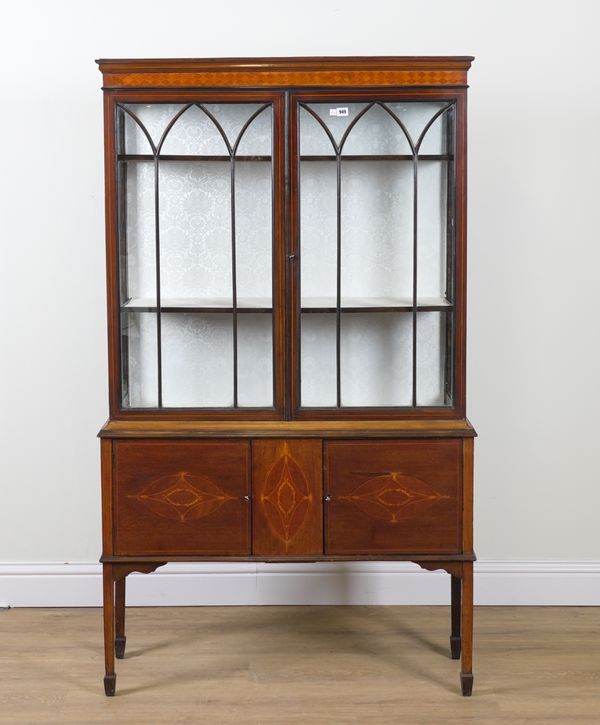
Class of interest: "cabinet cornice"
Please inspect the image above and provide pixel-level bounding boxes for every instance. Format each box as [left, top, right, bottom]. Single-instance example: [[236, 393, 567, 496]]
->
[[96, 56, 474, 89]]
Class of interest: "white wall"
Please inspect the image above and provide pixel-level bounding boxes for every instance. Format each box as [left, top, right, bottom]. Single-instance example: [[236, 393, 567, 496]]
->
[[1, 1, 599, 577]]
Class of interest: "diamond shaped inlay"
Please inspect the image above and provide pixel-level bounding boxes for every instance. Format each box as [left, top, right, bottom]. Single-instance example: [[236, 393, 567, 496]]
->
[[341, 472, 449, 523], [128, 472, 234, 523], [261, 444, 312, 548]]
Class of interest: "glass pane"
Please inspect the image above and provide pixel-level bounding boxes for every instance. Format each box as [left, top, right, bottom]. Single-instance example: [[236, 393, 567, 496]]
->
[[121, 311, 157, 408], [161, 313, 233, 407], [121, 160, 155, 301], [341, 160, 413, 300], [340, 313, 413, 407], [300, 161, 337, 300], [298, 100, 454, 408], [300, 314, 336, 407], [159, 160, 232, 300], [117, 102, 274, 409], [235, 161, 273, 301], [416, 311, 448, 406], [300, 312, 414, 408], [238, 314, 273, 406], [417, 161, 448, 300]]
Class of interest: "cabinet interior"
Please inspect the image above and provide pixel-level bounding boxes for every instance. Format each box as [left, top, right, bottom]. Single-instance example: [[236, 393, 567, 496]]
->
[[116, 99, 456, 411]]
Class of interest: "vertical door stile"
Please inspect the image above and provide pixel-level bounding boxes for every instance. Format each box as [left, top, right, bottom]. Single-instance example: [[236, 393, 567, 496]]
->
[[282, 91, 291, 420], [230, 150, 238, 408], [153, 149, 163, 407], [411, 145, 418, 408], [445, 105, 456, 405], [288, 93, 300, 417], [115, 106, 130, 409], [335, 151, 342, 408]]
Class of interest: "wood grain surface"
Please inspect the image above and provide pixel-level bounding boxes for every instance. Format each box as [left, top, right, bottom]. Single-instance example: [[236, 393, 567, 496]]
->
[[97, 56, 474, 89], [1, 606, 597, 723], [113, 440, 251, 555], [325, 440, 462, 554], [252, 439, 323, 556], [99, 418, 477, 437]]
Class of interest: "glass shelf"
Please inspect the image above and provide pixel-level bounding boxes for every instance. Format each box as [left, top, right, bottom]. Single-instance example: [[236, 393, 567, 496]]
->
[[118, 154, 451, 163], [118, 154, 271, 162], [300, 296, 451, 313], [300, 154, 452, 162], [123, 297, 273, 313], [123, 296, 451, 314]]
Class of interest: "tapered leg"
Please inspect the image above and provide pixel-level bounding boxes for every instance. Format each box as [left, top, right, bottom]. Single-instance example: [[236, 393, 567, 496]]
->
[[450, 574, 461, 659], [103, 564, 116, 696], [460, 561, 474, 696], [115, 576, 126, 659]]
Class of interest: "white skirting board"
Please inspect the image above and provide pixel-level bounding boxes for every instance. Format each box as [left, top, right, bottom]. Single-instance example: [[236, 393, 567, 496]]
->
[[0, 561, 598, 608]]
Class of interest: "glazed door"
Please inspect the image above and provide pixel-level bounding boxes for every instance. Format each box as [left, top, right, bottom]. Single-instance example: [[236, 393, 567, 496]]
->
[[111, 92, 285, 417], [290, 93, 462, 417]]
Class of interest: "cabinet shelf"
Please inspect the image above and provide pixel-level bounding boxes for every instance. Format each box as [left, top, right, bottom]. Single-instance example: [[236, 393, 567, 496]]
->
[[122, 297, 273, 313], [118, 154, 271, 162], [301, 296, 452, 313], [118, 153, 452, 163], [300, 154, 452, 162], [122, 296, 452, 314]]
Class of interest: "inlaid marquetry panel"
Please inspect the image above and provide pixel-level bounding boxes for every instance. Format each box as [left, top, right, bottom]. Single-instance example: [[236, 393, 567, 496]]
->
[[252, 439, 323, 556], [339, 471, 450, 523], [127, 472, 235, 523], [102, 70, 467, 89], [113, 440, 250, 555], [325, 440, 461, 554], [97, 57, 473, 89]]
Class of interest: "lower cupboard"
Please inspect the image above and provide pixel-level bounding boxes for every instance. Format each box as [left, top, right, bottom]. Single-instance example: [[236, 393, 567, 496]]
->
[[110, 438, 462, 557]]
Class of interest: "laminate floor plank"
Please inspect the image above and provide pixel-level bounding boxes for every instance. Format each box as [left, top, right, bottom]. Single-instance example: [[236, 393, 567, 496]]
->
[[0, 606, 598, 724]]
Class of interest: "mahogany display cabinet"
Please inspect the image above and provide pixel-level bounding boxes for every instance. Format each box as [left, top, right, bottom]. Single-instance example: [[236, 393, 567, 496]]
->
[[97, 56, 476, 697]]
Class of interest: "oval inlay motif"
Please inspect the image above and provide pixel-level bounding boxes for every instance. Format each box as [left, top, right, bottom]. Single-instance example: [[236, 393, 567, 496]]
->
[[127, 472, 234, 523], [341, 472, 449, 523], [262, 445, 312, 548]]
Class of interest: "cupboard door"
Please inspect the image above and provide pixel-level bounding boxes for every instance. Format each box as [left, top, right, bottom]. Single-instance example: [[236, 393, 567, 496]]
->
[[292, 96, 457, 412], [113, 94, 284, 414], [113, 440, 250, 555], [252, 440, 323, 556], [325, 440, 461, 554]]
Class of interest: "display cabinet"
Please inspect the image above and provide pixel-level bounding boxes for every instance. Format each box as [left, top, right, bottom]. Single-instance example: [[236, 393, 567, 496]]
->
[[97, 56, 476, 696]]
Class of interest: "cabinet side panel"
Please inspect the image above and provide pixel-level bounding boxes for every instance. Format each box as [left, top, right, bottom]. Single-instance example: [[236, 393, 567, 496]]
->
[[462, 437, 474, 554], [252, 439, 323, 555], [100, 438, 114, 556]]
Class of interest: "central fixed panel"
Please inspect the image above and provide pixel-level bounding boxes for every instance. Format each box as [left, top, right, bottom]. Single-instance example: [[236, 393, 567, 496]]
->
[[252, 439, 323, 556]]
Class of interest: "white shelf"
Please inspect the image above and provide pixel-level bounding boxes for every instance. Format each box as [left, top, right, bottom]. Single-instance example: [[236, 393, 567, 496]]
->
[[301, 296, 451, 311], [122, 296, 451, 312], [123, 297, 272, 311]]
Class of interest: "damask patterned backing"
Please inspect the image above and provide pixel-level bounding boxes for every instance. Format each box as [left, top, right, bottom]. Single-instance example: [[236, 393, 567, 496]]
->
[[301, 311, 445, 407]]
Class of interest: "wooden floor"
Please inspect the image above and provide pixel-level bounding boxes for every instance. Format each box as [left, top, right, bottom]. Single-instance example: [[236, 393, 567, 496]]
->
[[1, 606, 598, 724]]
